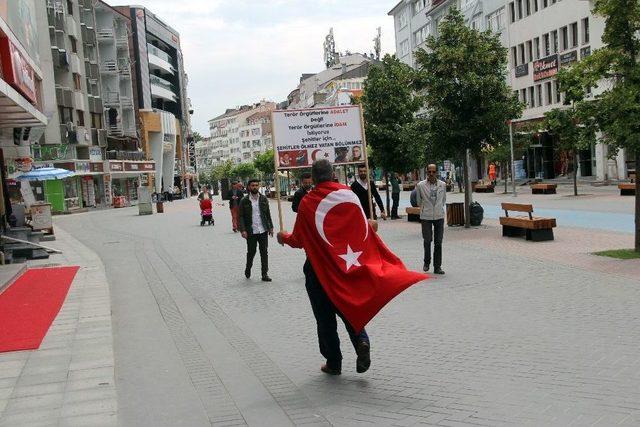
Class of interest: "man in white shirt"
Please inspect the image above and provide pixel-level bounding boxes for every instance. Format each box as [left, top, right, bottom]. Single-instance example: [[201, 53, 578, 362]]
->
[[415, 164, 446, 274], [238, 179, 274, 281]]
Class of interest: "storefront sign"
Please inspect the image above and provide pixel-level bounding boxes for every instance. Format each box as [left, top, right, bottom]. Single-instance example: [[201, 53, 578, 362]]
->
[[89, 146, 102, 161], [103, 174, 112, 205], [580, 46, 591, 59], [533, 54, 558, 82], [0, 37, 37, 103], [14, 157, 32, 172], [124, 161, 155, 172], [30, 204, 52, 232], [90, 162, 103, 173], [75, 161, 90, 174], [271, 105, 364, 169], [0, 0, 40, 65], [54, 162, 75, 171], [560, 50, 578, 66], [515, 63, 529, 78], [109, 161, 124, 171]]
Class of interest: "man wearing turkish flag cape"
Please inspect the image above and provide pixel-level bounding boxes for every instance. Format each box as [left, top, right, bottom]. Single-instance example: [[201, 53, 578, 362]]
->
[[278, 160, 428, 375]]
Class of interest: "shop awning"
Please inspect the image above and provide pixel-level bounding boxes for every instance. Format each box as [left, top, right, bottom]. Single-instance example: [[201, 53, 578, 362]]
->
[[0, 80, 47, 128]]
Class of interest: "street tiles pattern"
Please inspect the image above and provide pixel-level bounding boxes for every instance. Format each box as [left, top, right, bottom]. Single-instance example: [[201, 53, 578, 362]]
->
[[54, 198, 640, 426]]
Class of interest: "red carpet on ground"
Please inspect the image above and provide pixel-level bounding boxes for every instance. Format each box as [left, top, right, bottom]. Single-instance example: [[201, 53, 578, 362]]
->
[[0, 266, 79, 353]]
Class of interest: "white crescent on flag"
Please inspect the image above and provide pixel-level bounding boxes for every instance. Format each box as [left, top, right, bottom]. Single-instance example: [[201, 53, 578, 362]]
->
[[314, 189, 368, 248]]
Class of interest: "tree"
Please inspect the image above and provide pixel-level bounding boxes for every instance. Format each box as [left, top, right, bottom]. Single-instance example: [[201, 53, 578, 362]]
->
[[484, 142, 512, 193], [253, 149, 275, 177], [543, 107, 596, 196], [414, 8, 522, 227], [231, 162, 256, 181], [211, 160, 234, 182], [361, 54, 424, 214], [557, 0, 640, 250]]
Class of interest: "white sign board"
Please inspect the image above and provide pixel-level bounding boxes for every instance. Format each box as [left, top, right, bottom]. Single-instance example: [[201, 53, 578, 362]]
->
[[31, 204, 52, 231], [272, 105, 365, 169]]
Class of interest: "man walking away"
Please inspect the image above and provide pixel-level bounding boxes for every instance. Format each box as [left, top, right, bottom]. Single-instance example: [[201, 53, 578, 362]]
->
[[351, 164, 386, 220], [292, 172, 313, 213], [238, 179, 274, 282], [228, 182, 243, 232], [390, 172, 401, 219], [416, 164, 446, 275]]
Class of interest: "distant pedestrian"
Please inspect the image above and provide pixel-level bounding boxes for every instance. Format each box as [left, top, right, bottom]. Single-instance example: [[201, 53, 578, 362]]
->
[[390, 172, 401, 219], [455, 166, 463, 193], [197, 186, 210, 201], [292, 172, 313, 213], [351, 164, 386, 220], [489, 163, 497, 185], [228, 182, 244, 232], [238, 179, 274, 282], [416, 164, 446, 275]]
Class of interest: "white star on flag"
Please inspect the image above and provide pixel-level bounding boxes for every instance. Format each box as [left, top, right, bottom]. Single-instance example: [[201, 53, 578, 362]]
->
[[338, 245, 363, 271]]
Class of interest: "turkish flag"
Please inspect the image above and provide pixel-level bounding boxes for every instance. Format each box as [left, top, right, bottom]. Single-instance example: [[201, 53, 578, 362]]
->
[[281, 181, 428, 332]]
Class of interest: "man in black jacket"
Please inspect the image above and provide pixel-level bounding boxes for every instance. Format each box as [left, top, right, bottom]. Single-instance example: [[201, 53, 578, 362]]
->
[[350, 164, 386, 220], [292, 172, 313, 213], [238, 179, 274, 282], [227, 182, 244, 232]]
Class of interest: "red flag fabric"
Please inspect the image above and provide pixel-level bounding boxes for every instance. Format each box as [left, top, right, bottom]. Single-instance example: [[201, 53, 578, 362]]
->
[[281, 181, 428, 332]]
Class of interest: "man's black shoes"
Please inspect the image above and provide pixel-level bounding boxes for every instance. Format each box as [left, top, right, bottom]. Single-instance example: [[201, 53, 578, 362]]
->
[[356, 341, 371, 373], [261, 276, 272, 282], [320, 364, 341, 375], [244, 267, 251, 278], [434, 268, 445, 275], [423, 263, 429, 272]]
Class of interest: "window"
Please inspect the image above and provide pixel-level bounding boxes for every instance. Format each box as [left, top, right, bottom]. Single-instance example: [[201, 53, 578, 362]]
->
[[59, 106, 73, 123], [413, 0, 427, 15], [536, 84, 542, 106], [551, 30, 558, 54], [471, 15, 481, 30], [582, 17, 590, 43], [543, 33, 550, 56], [73, 73, 81, 90], [398, 10, 408, 29], [528, 86, 535, 108], [511, 46, 518, 66], [400, 39, 410, 57], [526, 40, 533, 62], [69, 36, 77, 53], [570, 22, 578, 47], [67, 0, 73, 15], [76, 110, 85, 127], [545, 82, 553, 104], [533, 0, 538, 12], [525, 0, 531, 16], [414, 24, 430, 45], [561, 26, 568, 51], [542, 0, 548, 7], [487, 8, 505, 32], [555, 81, 562, 103], [521, 88, 527, 104], [534, 37, 540, 59], [461, 0, 475, 9], [516, 0, 523, 19], [518, 43, 525, 64], [509, 2, 516, 22], [91, 112, 102, 129]]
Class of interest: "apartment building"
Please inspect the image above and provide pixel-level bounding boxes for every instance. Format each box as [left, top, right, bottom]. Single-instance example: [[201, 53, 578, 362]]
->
[[33, 0, 108, 212], [238, 110, 273, 163], [389, 0, 630, 181]]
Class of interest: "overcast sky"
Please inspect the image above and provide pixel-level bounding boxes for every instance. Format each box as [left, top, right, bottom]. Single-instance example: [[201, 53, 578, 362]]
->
[[111, 0, 396, 136]]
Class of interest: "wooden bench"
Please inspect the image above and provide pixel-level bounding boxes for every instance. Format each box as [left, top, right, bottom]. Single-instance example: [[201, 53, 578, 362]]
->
[[499, 203, 556, 241], [474, 184, 494, 193], [406, 207, 420, 222], [618, 183, 636, 196], [531, 183, 557, 194]]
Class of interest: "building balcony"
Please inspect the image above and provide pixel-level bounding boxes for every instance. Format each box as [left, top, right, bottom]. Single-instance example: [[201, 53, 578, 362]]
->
[[116, 34, 128, 48], [100, 60, 118, 74], [51, 47, 69, 70], [120, 96, 133, 108], [117, 58, 131, 77], [108, 122, 124, 137], [55, 86, 73, 108], [147, 43, 175, 75], [150, 75, 178, 103], [97, 28, 114, 42], [103, 91, 120, 107]]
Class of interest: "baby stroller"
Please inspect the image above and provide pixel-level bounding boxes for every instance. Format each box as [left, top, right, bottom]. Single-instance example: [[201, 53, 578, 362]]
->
[[199, 198, 214, 226]]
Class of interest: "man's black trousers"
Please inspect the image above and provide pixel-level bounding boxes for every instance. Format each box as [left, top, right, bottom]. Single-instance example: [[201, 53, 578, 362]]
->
[[303, 260, 369, 370], [246, 232, 268, 277]]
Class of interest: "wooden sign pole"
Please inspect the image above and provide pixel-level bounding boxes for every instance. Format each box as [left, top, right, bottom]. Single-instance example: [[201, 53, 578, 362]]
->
[[358, 105, 375, 220], [270, 111, 284, 232]]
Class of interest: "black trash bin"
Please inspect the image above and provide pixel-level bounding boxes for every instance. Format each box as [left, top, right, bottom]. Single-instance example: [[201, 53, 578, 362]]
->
[[469, 201, 484, 226]]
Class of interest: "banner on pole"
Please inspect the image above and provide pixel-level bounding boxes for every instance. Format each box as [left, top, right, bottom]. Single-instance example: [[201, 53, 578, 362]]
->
[[271, 105, 365, 169]]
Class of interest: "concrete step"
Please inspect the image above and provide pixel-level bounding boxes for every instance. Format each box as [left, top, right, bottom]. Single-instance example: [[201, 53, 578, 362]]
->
[[0, 263, 27, 294]]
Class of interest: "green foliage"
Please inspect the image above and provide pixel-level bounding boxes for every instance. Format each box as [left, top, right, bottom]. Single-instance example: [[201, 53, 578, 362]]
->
[[253, 149, 276, 176], [211, 160, 234, 181], [198, 171, 210, 185], [413, 8, 523, 159], [192, 131, 204, 142], [593, 249, 640, 259], [543, 107, 596, 154], [361, 54, 424, 173], [230, 162, 256, 180]]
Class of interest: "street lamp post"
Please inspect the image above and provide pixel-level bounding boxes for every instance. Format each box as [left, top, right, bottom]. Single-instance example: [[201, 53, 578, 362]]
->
[[509, 120, 517, 197]]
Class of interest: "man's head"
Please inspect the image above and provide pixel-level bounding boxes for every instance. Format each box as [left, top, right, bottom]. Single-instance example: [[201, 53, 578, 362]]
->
[[247, 179, 260, 194], [301, 172, 313, 190], [427, 164, 437, 183], [357, 164, 368, 181], [352, 146, 362, 159], [311, 160, 333, 185]]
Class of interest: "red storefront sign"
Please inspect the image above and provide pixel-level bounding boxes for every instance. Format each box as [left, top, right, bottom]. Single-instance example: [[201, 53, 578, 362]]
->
[[109, 161, 124, 171], [0, 37, 37, 103], [533, 54, 558, 82], [90, 162, 104, 173]]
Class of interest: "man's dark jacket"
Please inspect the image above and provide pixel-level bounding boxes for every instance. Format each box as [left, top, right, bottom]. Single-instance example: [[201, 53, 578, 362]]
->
[[227, 188, 244, 210], [351, 180, 384, 218], [291, 187, 308, 213], [238, 193, 274, 236]]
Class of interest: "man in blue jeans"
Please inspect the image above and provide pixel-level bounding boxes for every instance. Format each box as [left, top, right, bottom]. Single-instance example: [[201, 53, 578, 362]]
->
[[415, 164, 446, 275]]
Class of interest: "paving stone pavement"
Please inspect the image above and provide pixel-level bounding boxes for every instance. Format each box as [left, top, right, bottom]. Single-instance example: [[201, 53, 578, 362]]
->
[[0, 227, 117, 426], [40, 193, 640, 426]]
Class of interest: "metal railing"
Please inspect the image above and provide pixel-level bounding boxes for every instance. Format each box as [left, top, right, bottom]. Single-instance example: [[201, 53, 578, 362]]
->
[[147, 43, 173, 64], [149, 74, 176, 93]]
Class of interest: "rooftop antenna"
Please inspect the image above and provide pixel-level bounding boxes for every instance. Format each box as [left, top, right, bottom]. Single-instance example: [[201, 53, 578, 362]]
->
[[323, 28, 337, 68], [373, 27, 381, 61]]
